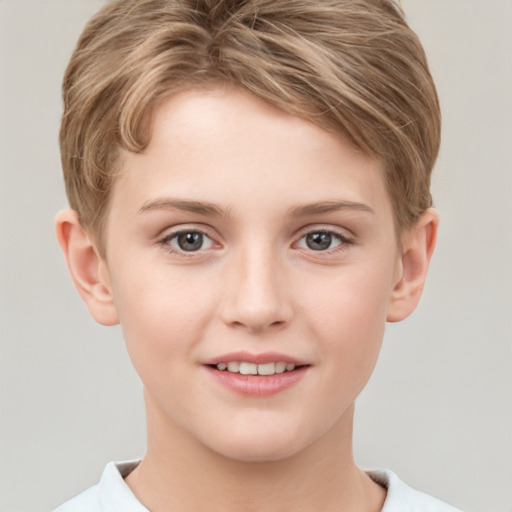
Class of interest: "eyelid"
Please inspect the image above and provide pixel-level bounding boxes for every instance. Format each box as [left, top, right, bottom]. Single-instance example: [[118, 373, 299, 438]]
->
[[171, 231, 214, 251], [294, 224, 354, 241], [292, 225, 355, 253], [157, 224, 221, 255], [158, 223, 217, 240]]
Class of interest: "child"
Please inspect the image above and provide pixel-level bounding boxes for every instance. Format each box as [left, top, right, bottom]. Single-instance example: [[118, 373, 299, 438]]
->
[[54, 0, 462, 510]]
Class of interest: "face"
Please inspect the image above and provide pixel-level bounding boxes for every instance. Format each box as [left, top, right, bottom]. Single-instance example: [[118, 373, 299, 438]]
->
[[102, 87, 402, 461]]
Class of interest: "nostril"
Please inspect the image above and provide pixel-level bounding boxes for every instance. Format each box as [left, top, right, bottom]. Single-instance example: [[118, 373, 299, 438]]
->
[[219, 267, 293, 331]]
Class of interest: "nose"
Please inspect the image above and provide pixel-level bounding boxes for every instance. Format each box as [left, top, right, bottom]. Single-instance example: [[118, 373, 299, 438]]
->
[[220, 245, 293, 333]]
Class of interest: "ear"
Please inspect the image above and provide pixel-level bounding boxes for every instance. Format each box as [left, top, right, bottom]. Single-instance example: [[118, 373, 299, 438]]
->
[[386, 208, 439, 322], [55, 209, 119, 326]]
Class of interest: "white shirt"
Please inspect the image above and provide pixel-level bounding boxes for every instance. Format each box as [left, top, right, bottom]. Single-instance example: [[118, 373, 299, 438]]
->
[[53, 460, 462, 512]]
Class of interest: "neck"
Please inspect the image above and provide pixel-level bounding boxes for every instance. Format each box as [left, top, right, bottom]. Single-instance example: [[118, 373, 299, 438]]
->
[[125, 393, 385, 512]]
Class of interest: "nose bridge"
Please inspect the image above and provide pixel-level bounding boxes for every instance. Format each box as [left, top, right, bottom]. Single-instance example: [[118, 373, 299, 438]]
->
[[221, 239, 292, 332]]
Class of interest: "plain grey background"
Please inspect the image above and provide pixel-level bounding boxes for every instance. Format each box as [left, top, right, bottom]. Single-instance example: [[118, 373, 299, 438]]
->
[[1, 1, 511, 511]]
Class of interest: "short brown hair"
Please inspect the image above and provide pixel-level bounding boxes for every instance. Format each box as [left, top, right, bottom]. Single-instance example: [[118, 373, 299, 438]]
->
[[60, 0, 440, 249]]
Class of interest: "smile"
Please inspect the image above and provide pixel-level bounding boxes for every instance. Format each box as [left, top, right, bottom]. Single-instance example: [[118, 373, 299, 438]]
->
[[214, 361, 297, 375], [203, 353, 310, 396]]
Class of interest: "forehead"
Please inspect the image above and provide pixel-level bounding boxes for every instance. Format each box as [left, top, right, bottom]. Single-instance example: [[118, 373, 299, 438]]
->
[[110, 86, 393, 226]]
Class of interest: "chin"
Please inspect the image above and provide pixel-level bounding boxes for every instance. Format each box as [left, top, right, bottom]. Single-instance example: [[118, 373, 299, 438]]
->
[[201, 426, 310, 463], [214, 443, 301, 463]]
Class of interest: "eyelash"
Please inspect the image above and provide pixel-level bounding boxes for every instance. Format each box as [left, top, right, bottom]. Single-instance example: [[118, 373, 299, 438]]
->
[[158, 228, 215, 256], [294, 228, 354, 255], [157, 227, 354, 257]]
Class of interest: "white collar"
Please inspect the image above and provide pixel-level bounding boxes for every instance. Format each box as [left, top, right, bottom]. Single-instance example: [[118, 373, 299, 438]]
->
[[83, 460, 461, 512]]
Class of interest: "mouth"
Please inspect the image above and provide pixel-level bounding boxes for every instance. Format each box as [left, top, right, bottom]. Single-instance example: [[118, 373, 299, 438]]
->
[[203, 352, 310, 396], [208, 361, 305, 375]]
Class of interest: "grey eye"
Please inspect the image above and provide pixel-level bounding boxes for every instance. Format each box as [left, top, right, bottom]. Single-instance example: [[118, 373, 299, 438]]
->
[[170, 231, 213, 252], [298, 231, 343, 251]]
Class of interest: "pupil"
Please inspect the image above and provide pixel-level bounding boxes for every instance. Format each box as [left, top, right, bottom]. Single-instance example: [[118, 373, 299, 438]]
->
[[306, 232, 331, 251], [177, 232, 203, 251]]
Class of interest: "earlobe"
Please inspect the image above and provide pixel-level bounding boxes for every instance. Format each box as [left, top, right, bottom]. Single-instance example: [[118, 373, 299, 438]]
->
[[55, 209, 119, 326], [386, 208, 439, 322]]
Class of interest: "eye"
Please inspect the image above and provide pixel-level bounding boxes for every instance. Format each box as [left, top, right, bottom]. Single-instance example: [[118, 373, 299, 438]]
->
[[296, 230, 346, 251], [165, 230, 214, 252]]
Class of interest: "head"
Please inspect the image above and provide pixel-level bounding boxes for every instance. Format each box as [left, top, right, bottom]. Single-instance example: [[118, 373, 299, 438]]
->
[[56, 0, 440, 462], [60, 0, 440, 253]]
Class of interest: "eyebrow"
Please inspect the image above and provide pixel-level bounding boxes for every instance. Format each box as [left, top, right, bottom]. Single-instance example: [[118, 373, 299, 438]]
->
[[138, 198, 226, 217], [137, 197, 374, 218], [287, 200, 375, 217]]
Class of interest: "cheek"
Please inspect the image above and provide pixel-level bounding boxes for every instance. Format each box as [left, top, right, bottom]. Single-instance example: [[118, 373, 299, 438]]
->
[[302, 264, 393, 383], [304, 261, 393, 333], [109, 263, 218, 370]]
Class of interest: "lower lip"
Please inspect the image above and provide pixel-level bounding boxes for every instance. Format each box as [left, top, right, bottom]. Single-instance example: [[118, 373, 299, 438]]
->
[[204, 366, 309, 396]]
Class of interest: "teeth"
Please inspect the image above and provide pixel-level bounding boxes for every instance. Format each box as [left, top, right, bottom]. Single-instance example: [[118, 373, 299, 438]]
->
[[275, 362, 286, 374], [215, 361, 298, 375], [257, 362, 275, 375], [227, 361, 240, 372], [239, 362, 258, 375]]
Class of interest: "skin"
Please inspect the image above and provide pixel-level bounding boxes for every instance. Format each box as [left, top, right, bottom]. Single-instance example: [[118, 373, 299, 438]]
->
[[56, 86, 438, 512]]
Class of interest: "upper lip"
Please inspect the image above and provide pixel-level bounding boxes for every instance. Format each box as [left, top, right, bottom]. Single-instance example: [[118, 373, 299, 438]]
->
[[202, 351, 310, 366]]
